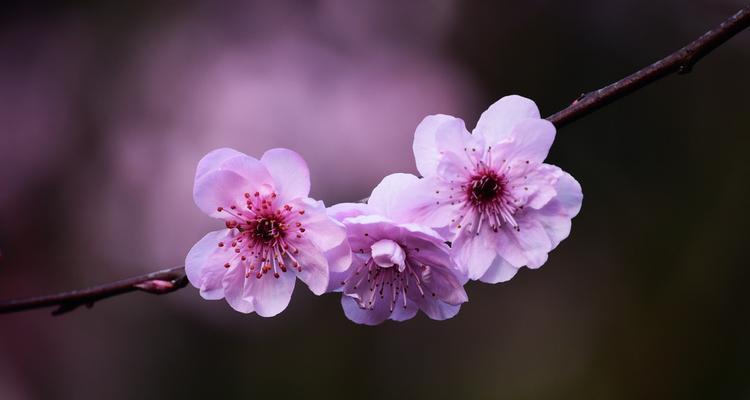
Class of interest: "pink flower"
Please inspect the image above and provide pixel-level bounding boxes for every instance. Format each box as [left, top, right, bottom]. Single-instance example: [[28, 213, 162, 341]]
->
[[328, 174, 468, 325], [409, 95, 583, 283], [186, 148, 350, 316]]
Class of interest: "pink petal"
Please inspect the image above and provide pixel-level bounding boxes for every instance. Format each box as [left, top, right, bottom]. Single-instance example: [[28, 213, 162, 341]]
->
[[260, 148, 311, 201], [555, 171, 583, 218], [474, 95, 541, 145], [389, 299, 420, 322], [324, 236, 353, 274], [529, 171, 581, 249], [193, 169, 253, 218], [368, 173, 428, 223], [416, 263, 468, 305], [534, 204, 573, 250], [341, 293, 392, 326], [509, 164, 562, 210], [496, 217, 552, 268], [505, 118, 556, 166], [409, 294, 462, 321], [402, 176, 464, 231], [222, 261, 255, 313], [288, 238, 330, 295], [195, 148, 244, 182], [338, 214, 395, 251], [185, 229, 236, 300], [370, 239, 406, 271], [479, 256, 519, 284], [218, 153, 274, 187], [451, 222, 498, 280], [249, 270, 296, 317], [413, 114, 468, 177], [517, 219, 553, 265], [293, 198, 348, 253], [327, 202, 373, 222]]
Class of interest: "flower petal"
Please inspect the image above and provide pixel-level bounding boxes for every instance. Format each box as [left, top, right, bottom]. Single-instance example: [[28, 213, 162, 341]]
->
[[474, 95, 541, 145], [409, 293, 462, 321], [368, 173, 429, 223], [293, 198, 348, 253], [324, 235, 353, 274], [413, 114, 468, 177], [222, 262, 255, 313], [390, 298, 420, 322], [504, 118, 556, 166], [288, 238, 330, 296], [554, 170, 583, 218], [528, 171, 582, 250], [479, 256, 519, 284], [218, 153, 274, 188], [340, 214, 399, 251], [260, 148, 311, 201], [185, 229, 236, 300], [341, 293, 392, 326], [193, 169, 254, 218], [451, 217, 498, 280], [195, 147, 244, 182], [250, 270, 296, 317], [509, 164, 562, 210], [497, 216, 553, 269], [416, 263, 468, 305], [327, 202, 374, 222], [401, 176, 464, 232], [371, 239, 406, 271]]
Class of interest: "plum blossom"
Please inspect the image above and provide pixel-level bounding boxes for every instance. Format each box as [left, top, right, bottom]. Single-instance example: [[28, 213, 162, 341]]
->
[[409, 95, 583, 283], [186, 148, 350, 316], [328, 174, 468, 325]]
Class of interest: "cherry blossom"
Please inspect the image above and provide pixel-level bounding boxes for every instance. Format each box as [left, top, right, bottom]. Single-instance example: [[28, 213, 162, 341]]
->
[[328, 174, 468, 325], [186, 148, 350, 316], [409, 95, 583, 283]]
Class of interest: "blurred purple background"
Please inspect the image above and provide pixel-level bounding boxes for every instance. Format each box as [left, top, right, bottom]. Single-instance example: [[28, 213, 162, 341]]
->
[[1, 1, 749, 399]]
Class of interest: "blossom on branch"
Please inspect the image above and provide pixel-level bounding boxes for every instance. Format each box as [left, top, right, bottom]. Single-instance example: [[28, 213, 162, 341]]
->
[[186, 148, 350, 316], [409, 95, 583, 283], [328, 174, 468, 325]]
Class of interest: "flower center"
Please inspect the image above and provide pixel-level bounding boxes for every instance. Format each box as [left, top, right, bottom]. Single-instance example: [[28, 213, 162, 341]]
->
[[253, 217, 284, 243], [214, 192, 307, 280], [469, 173, 502, 204], [341, 239, 437, 312]]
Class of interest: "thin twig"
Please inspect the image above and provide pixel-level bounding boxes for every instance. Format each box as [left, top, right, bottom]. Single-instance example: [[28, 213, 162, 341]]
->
[[546, 5, 750, 127], [0, 267, 188, 315], [0, 6, 748, 316]]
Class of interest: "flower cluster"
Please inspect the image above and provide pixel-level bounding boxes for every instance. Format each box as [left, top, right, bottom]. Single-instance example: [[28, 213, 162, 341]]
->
[[186, 95, 582, 324]]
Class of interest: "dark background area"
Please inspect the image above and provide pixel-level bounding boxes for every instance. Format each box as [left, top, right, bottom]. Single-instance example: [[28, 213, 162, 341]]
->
[[1, 1, 749, 399]]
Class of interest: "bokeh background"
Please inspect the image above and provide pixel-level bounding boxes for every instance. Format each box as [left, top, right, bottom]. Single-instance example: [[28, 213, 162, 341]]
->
[[1, 1, 749, 398]]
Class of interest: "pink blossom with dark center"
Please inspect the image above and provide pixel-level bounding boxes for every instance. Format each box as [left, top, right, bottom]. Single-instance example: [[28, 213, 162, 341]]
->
[[186, 148, 350, 316], [408, 95, 583, 283], [328, 174, 468, 325]]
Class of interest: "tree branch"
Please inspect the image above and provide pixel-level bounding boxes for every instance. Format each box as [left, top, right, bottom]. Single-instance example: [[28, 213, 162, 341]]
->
[[546, 5, 750, 127], [0, 266, 187, 315], [0, 5, 748, 316]]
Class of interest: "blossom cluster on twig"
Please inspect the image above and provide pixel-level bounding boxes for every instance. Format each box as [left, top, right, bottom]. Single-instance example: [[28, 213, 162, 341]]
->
[[187, 96, 582, 325]]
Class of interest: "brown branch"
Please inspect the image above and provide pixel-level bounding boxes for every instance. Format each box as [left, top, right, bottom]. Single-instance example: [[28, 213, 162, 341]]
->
[[0, 266, 187, 315], [0, 5, 748, 316], [546, 5, 750, 127]]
